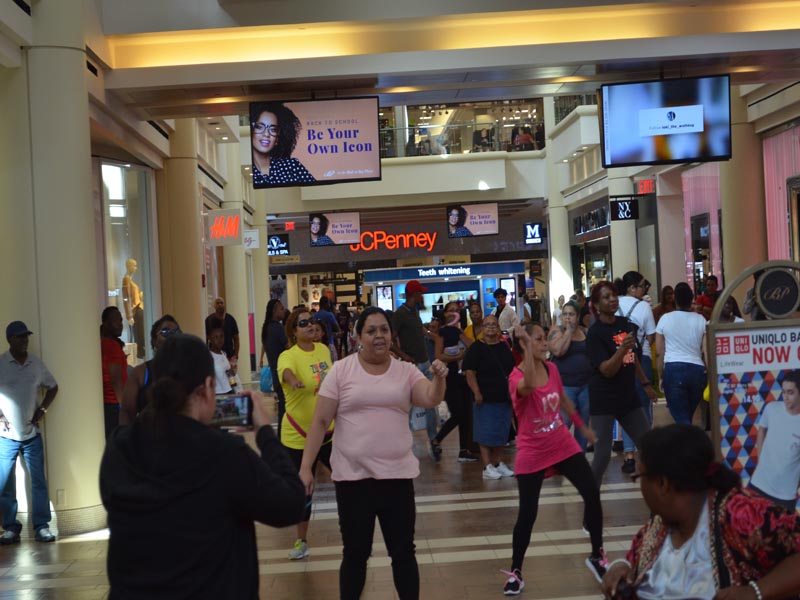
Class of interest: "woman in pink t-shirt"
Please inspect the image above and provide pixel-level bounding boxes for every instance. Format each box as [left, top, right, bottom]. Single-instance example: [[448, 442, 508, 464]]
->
[[501, 323, 606, 596], [299, 307, 448, 600]]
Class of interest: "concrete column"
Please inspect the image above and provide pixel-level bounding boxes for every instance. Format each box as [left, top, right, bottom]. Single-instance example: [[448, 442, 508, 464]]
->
[[222, 142, 252, 384], [656, 170, 688, 290], [393, 106, 408, 157], [542, 97, 573, 301], [156, 119, 206, 338], [0, 0, 107, 535], [719, 90, 767, 298], [608, 170, 637, 278]]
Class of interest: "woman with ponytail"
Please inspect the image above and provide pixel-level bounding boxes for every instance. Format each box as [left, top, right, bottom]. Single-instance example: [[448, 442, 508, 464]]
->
[[602, 424, 800, 600], [100, 334, 305, 599]]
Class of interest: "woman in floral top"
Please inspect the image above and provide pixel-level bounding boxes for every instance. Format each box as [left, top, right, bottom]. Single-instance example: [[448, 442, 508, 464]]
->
[[602, 424, 800, 600]]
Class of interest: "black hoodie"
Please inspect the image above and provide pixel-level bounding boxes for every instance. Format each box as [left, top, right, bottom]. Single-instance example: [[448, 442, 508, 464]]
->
[[100, 416, 305, 599]]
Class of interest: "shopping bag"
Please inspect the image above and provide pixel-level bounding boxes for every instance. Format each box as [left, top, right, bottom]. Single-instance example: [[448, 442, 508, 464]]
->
[[409, 406, 427, 431], [260, 365, 273, 393]]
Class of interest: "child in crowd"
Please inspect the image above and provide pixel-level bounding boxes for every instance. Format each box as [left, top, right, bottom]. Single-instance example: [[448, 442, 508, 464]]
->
[[208, 320, 240, 394], [750, 370, 800, 511]]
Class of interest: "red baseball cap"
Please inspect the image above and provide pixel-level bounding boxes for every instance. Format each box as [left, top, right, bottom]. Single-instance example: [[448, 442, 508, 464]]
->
[[405, 280, 428, 295]]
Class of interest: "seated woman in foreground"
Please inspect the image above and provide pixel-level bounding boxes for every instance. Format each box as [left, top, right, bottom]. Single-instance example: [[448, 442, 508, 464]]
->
[[602, 423, 800, 600]]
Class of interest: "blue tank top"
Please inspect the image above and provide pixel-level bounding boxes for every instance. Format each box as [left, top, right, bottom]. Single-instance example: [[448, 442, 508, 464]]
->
[[552, 336, 592, 387]]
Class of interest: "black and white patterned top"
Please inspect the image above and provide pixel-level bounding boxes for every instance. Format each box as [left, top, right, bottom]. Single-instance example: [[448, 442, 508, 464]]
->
[[252, 157, 316, 187]]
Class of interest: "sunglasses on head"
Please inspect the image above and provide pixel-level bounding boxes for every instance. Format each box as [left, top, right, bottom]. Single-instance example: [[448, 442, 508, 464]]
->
[[160, 327, 181, 337]]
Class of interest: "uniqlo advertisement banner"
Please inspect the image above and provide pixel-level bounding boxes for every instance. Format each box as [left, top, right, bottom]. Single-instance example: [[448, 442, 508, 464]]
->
[[714, 326, 800, 508]]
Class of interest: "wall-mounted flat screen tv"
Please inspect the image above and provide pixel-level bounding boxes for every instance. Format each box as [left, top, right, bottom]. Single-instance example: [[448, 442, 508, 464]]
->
[[446, 203, 499, 238], [599, 75, 731, 168], [309, 212, 361, 247], [249, 97, 382, 189]]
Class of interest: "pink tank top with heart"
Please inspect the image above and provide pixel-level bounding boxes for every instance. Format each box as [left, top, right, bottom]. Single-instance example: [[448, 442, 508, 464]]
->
[[509, 362, 582, 476]]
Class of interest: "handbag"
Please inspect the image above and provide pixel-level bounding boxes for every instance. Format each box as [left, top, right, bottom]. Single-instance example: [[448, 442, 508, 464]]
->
[[259, 365, 273, 393]]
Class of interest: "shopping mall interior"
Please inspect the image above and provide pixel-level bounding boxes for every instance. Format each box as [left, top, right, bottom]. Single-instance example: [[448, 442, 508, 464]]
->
[[2, 0, 800, 597]]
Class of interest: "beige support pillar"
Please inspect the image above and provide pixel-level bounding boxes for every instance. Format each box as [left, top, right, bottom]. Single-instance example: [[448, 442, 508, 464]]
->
[[542, 97, 574, 301], [0, 0, 107, 535], [608, 170, 638, 278], [222, 142, 252, 384], [719, 91, 767, 298], [251, 209, 270, 366], [156, 120, 206, 338]]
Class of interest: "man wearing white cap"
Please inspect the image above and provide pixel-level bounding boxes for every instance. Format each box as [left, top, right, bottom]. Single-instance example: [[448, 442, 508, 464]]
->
[[0, 321, 58, 544]]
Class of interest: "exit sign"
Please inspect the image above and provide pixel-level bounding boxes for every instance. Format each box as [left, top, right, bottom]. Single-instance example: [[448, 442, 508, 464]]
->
[[206, 209, 242, 246], [636, 179, 655, 195]]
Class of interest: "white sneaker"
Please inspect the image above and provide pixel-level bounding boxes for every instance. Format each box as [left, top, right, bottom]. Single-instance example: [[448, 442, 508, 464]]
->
[[495, 462, 514, 477], [483, 464, 502, 480], [288, 539, 309, 560]]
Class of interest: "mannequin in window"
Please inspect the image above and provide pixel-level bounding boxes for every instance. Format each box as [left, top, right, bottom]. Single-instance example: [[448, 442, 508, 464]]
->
[[122, 258, 145, 359]]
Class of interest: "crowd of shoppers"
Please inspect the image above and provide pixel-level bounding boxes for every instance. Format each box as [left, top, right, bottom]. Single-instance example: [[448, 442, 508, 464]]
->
[[7, 263, 800, 600]]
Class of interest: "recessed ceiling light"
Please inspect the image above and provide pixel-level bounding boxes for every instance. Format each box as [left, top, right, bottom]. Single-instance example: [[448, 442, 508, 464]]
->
[[221, 136, 229, 141], [215, 127, 221, 130]]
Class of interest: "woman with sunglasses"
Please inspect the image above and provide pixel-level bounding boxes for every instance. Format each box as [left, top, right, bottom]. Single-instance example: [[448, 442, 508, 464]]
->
[[603, 424, 800, 600], [277, 307, 333, 561], [614, 271, 657, 474], [119, 315, 180, 425], [250, 102, 315, 187]]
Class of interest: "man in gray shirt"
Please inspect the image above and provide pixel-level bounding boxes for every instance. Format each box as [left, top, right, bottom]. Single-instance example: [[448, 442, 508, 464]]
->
[[0, 321, 58, 544], [392, 280, 441, 460]]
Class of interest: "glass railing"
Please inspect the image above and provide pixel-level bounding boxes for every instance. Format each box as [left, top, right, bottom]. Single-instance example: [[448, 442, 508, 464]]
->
[[378, 121, 545, 158]]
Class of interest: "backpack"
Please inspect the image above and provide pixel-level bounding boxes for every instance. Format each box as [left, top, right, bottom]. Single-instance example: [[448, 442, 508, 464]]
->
[[618, 300, 644, 359]]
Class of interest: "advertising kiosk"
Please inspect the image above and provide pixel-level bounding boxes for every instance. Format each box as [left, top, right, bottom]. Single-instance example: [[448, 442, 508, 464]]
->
[[707, 261, 800, 511]]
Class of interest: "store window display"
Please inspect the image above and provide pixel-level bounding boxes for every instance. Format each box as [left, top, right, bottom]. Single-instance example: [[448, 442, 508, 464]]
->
[[122, 259, 145, 359], [99, 161, 155, 363]]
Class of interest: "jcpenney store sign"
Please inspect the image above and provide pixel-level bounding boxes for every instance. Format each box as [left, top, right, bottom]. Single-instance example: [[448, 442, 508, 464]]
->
[[350, 230, 437, 253], [276, 216, 546, 268]]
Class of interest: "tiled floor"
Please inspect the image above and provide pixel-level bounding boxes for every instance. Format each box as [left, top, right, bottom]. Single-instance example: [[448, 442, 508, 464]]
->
[[0, 417, 651, 599]]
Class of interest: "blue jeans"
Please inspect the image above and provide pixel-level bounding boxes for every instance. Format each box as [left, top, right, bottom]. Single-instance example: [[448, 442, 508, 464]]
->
[[414, 360, 439, 442], [561, 384, 591, 450], [663, 362, 707, 425], [0, 434, 52, 532], [623, 359, 653, 453]]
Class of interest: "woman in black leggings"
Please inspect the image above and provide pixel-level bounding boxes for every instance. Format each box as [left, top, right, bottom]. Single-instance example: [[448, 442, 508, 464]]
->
[[502, 323, 606, 596], [586, 281, 656, 485]]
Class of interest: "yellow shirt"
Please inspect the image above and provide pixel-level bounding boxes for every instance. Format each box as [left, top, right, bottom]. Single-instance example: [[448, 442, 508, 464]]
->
[[464, 324, 483, 342], [277, 343, 333, 449]]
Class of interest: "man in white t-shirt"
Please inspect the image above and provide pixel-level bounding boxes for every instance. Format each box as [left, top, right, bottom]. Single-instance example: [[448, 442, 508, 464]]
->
[[617, 273, 657, 473], [493, 288, 519, 338], [750, 371, 800, 511]]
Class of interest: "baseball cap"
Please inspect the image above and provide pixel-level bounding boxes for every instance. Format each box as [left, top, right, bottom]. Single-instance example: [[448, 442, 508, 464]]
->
[[405, 280, 428, 295], [493, 288, 508, 298], [6, 321, 33, 337]]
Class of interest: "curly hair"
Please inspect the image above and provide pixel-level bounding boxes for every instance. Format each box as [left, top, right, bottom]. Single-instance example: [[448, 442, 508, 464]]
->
[[309, 213, 329, 236], [250, 102, 302, 160], [446, 205, 468, 228]]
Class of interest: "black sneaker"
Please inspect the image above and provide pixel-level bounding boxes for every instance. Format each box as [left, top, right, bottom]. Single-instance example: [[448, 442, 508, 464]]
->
[[621, 458, 636, 474], [502, 569, 524, 595], [0, 530, 20, 545], [585, 550, 609, 584], [429, 441, 442, 463], [457, 450, 479, 463]]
